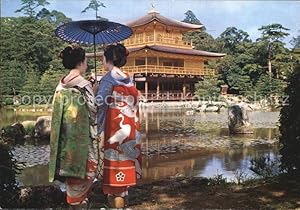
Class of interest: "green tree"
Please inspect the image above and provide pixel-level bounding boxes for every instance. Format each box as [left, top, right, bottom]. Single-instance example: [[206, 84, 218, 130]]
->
[[36, 8, 71, 26], [258, 23, 290, 77], [182, 11, 221, 52], [15, 0, 49, 17], [81, 0, 106, 20], [20, 67, 41, 104], [290, 31, 300, 49], [217, 55, 253, 94], [279, 64, 300, 175], [3, 17, 63, 74], [0, 10, 73, 105], [0, 60, 25, 96], [39, 61, 67, 99], [254, 74, 286, 98], [182, 10, 203, 26], [217, 27, 251, 54], [183, 31, 222, 52], [216, 26, 292, 97], [195, 76, 221, 101]]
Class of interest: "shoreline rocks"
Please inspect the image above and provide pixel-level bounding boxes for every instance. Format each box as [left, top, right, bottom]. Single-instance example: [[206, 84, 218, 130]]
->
[[1, 116, 52, 144]]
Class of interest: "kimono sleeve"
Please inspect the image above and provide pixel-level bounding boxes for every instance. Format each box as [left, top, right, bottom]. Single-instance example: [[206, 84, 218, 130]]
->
[[49, 91, 64, 182]]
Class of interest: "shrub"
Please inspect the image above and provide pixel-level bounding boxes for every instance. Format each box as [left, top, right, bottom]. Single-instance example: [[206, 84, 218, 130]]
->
[[0, 139, 22, 207], [279, 64, 300, 174]]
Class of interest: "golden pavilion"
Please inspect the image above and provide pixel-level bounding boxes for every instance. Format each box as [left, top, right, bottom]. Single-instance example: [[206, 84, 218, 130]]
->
[[93, 9, 225, 101]]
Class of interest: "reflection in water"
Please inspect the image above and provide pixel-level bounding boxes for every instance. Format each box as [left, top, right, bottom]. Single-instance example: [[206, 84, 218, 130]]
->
[[12, 109, 280, 186], [19, 145, 278, 186]]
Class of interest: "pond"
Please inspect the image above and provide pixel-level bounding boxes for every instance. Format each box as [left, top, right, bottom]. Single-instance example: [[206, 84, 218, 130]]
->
[[1, 108, 280, 186]]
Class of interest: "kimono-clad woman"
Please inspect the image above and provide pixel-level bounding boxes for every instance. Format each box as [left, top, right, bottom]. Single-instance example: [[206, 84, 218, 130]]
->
[[96, 44, 142, 208], [49, 44, 102, 208]]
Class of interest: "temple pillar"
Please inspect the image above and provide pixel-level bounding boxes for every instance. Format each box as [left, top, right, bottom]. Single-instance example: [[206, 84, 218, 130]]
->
[[145, 49, 148, 75]]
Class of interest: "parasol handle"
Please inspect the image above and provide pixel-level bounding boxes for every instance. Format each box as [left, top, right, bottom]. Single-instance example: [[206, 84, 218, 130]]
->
[[93, 34, 97, 83]]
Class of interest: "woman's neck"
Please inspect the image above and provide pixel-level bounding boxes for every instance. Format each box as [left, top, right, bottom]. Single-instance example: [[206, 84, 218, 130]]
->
[[69, 68, 82, 76], [107, 65, 114, 71], [63, 69, 82, 83]]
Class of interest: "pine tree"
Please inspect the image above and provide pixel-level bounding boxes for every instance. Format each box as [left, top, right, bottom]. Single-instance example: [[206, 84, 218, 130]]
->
[[15, 0, 50, 17], [81, 0, 106, 20], [258, 24, 290, 77]]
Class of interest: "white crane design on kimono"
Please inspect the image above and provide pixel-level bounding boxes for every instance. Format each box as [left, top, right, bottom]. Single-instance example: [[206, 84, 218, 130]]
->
[[108, 113, 131, 144]]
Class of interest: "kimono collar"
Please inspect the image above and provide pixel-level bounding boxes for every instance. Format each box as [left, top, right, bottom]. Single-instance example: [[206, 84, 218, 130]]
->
[[111, 67, 131, 84], [59, 74, 90, 89], [111, 67, 129, 80]]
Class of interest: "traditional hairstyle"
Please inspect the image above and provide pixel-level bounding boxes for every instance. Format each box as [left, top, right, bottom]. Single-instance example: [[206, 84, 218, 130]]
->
[[59, 43, 85, 70], [103, 43, 129, 68]]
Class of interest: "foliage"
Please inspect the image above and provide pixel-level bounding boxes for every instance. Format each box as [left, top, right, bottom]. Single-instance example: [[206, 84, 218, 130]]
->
[[254, 74, 286, 98], [232, 169, 248, 184], [1, 8, 68, 105], [0, 60, 25, 96], [182, 10, 204, 27], [257, 23, 290, 77], [207, 174, 227, 186], [290, 31, 300, 48], [250, 154, 280, 178], [36, 8, 71, 26], [1, 17, 63, 74], [82, 0, 106, 20], [39, 64, 68, 99], [195, 76, 221, 101], [279, 64, 300, 174], [258, 23, 290, 42], [15, 0, 49, 17], [217, 27, 251, 54], [0, 139, 22, 207], [182, 10, 221, 51], [20, 68, 41, 104], [183, 31, 223, 52], [182, 10, 293, 97], [216, 25, 292, 96]]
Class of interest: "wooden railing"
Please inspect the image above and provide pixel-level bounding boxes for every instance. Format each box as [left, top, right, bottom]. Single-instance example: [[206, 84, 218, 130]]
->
[[125, 65, 214, 76], [139, 91, 195, 101], [124, 35, 192, 48], [98, 65, 215, 76]]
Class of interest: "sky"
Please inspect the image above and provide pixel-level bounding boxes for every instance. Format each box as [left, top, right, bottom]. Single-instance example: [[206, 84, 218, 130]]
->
[[1, 0, 300, 48]]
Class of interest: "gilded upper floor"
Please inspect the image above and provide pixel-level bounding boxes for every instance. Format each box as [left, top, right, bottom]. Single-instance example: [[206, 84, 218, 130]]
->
[[123, 10, 203, 49]]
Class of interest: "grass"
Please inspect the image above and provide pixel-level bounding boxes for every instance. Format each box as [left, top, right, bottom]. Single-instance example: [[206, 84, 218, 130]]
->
[[3, 174, 299, 209], [130, 174, 300, 209]]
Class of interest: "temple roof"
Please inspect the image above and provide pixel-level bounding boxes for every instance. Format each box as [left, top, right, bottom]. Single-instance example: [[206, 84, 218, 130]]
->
[[129, 45, 225, 57], [86, 45, 225, 58], [126, 11, 203, 30]]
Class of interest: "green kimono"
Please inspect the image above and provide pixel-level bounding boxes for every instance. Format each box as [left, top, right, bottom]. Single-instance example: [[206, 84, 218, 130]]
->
[[49, 88, 90, 182]]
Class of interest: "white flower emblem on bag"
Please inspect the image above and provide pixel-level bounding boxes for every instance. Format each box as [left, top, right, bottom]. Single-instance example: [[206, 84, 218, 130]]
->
[[115, 171, 126, 182]]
